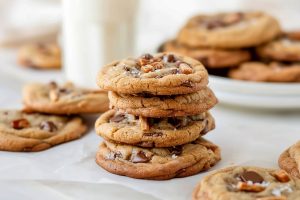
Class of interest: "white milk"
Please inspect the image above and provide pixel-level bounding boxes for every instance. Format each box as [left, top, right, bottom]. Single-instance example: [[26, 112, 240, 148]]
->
[[62, 0, 138, 87]]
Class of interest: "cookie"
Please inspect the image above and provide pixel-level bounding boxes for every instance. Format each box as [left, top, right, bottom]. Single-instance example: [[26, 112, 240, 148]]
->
[[177, 12, 281, 49], [228, 62, 300, 82], [95, 137, 220, 180], [0, 110, 87, 152], [23, 82, 109, 115], [193, 166, 300, 200], [161, 40, 251, 68], [97, 53, 208, 95], [95, 110, 215, 148], [257, 32, 300, 62], [279, 141, 300, 179], [18, 43, 61, 69], [108, 87, 217, 118]]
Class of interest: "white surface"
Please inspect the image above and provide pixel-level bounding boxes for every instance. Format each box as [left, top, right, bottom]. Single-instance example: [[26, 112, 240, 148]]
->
[[210, 76, 300, 109], [0, 50, 300, 200]]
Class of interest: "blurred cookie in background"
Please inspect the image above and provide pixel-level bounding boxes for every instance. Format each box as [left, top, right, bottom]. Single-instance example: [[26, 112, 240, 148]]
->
[[18, 42, 61, 70], [256, 31, 300, 62], [228, 62, 300, 82], [159, 40, 251, 68]]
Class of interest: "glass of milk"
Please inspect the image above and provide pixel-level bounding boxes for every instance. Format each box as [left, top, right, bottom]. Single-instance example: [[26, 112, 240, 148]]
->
[[62, 0, 139, 87]]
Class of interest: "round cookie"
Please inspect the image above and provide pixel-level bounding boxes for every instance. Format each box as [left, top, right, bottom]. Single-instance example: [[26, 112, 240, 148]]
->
[[108, 87, 217, 118], [18, 43, 61, 69], [161, 40, 251, 68], [95, 110, 215, 148], [0, 110, 87, 152], [95, 137, 221, 180], [279, 141, 300, 179], [97, 53, 208, 95], [257, 32, 300, 62], [23, 82, 109, 115], [228, 62, 300, 82], [193, 166, 300, 200], [177, 12, 281, 49]]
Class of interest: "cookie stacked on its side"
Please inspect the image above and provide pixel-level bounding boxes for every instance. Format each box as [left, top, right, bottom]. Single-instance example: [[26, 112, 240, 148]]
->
[[95, 52, 221, 180]]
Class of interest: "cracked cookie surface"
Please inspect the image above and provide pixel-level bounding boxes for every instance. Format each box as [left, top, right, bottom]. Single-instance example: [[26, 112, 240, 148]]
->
[[18, 43, 61, 69], [177, 12, 281, 49], [95, 110, 215, 148], [161, 40, 251, 68], [23, 82, 109, 114], [108, 87, 217, 117], [279, 141, 300, 179], [95, 137, 220, 180], [228, 62, 300, 82], [0, 110, 87, 152], [193, 166, 300, 200], [97, 53, 208, 95]]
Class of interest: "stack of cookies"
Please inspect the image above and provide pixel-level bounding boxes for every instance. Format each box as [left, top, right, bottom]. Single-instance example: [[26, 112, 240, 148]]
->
[[95, 52, 221, 180]]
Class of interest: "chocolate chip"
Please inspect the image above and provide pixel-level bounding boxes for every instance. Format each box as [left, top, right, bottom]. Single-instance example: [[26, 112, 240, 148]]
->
[[143, 132, 163, 137], [107, 151, 122, 160], [136, 141, 154, 148], [141, 53, 153, 60], [3, 111, 8, 115], [39, 121, 57, 132], [169, 146, 182, 156], [163, 54, 176, 63], [110, 114, 126, 123], [11, 118, 30, 130], [131, 151, 151, 163], [180, 80, 194, 88], [59, 88, 68, 93], [204, 20, 225, 30], [240, 171, 264, 183]]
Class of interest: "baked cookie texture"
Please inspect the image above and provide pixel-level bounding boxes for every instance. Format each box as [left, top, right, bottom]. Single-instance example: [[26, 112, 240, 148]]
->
[[23, 82, 109, 115], [279, 141, 300, 179], [228, 62, 300, 82], [193, 166, 300, 200], [95, 110, 215, 148], [96, 137, 220, 180], [18, 43, 61, 69], [177, 12, 281, 49], [161, 40, 251, 68], [257, 32, 300, 62], [97, 53, 208, 95], [0, 110, 87, 152], [108, 87, 217, 118]]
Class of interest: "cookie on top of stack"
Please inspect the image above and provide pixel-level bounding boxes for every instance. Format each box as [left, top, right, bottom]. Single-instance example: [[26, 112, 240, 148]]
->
[[95, 52, 221, 180]]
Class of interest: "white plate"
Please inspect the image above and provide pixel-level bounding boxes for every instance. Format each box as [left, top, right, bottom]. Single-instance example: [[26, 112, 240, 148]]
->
[[209, 75, 300, 109]]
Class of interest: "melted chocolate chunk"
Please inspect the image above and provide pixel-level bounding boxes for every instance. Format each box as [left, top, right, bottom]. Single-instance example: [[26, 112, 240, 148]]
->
[[143, 132, 163, 137], [204, 20, 225, 30], [180, 80, 194, 88], [141, 53, 154, 60], [11, 118, 30, 130], [163, 54, 177, 63], [240, 171, 264, 183], [110, 114, 126, 123], [131, 151, 151, 163], [107, 151, 122, 160], [39, 121, 57, 132], [169, 146, 183, 156], [136, 141, 154, 148]]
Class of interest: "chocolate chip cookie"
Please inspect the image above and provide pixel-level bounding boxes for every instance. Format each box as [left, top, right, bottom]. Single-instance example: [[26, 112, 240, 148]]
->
[[108, 87, 217, 118], [228, 62, 300, 82], [177, 12, 281, 49], [160, 40, 251, 68], [95, 110, 215, 148], [23, 82, 109, 115], [193, 166, 300, 200], [279, 141, 300, 179], [95, 137, 220, 180], [257, 32, 300, 62], [18, 43, 61, 69], [97, 53, 208, 95], [0, 110, 87, 152]]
